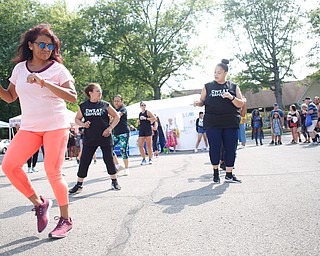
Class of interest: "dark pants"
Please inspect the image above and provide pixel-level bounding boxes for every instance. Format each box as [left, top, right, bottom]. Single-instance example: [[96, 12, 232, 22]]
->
[[206, 128, 238, 167], [152, 130, 159, 151], [77, 144, 116, 178], [27, 150, 39, 168]]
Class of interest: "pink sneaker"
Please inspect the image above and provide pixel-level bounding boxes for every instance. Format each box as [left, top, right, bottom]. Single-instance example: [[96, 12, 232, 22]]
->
[[32, 196, 53, 233], [48, 216, 73, 239]]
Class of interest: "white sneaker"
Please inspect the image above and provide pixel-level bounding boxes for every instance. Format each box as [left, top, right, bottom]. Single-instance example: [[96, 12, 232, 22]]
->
[[32, 167, 39, 172], [194, 149, 198, 153], [27, 167, 33, 173], [124, 168, 130, 176], [116, 165, 124, 173]]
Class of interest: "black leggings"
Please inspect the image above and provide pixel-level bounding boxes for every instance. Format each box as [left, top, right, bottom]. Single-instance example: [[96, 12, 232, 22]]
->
[[27, 150, 39, 168], [77, 144, 116, 178], [152, 131, 159, 151]]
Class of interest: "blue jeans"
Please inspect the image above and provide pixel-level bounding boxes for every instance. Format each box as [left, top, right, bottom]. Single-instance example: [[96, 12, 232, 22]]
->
[[206, 128, 238, 167]]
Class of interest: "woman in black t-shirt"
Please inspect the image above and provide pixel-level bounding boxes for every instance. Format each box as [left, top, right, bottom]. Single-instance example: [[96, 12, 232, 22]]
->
[[138, 102, 156, 165], [194, 59, 245, 184], [69, 83, 121, 194]]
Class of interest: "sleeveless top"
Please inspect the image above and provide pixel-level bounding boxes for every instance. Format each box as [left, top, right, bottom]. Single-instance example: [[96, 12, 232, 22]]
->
[[139, 111, 152, 132], [203, 81, 240, 129]]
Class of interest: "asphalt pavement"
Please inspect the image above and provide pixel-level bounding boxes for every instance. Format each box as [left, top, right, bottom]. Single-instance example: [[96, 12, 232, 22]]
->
[[0, 134, 319, 256]]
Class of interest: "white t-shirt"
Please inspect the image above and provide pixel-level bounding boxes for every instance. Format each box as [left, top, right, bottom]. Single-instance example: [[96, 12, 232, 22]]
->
[[9, 61, 74, 131]]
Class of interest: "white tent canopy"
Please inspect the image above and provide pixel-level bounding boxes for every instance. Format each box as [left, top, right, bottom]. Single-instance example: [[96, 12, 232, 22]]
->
[[0, 120, 13, 140], [126, 94, 206, 151], [126, 94, 201, 119], [0, 120, 9, 128]]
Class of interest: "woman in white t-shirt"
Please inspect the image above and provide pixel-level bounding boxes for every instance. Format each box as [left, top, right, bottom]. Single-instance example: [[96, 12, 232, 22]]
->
[[0, 24, 77, 239]]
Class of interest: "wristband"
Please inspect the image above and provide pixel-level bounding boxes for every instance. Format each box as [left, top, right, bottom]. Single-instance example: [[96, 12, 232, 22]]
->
[[40, 79, 45, 88], [231, 96, 235, 101]]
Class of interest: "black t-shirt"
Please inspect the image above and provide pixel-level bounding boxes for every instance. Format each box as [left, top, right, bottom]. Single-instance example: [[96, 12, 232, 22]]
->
[[114, 105, 130, 136], [203, 81, 240, 129], [80, 100, 113, 146]]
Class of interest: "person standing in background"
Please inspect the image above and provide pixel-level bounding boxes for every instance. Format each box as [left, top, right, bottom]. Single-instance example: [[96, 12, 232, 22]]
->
[[26, 150, 40, 173], [251, 109, 264, 146], [0, 24, 77, 238], [270, 103, 284, 145], [112, 95, 130, 176], [137, 102, 156, 165], [238, 97, 247, 149], [165, 117, 178, 153], [194, 111, 208, 152], [152, 114, 159, 157]]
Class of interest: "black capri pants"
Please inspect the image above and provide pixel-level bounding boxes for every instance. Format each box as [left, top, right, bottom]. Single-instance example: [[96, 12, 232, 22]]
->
[[77, 144, 116, 178]]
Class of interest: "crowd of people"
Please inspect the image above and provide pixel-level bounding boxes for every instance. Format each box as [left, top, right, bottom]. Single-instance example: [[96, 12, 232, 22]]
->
[[0, 23, 318, 241], [250, 97, 320, 146]]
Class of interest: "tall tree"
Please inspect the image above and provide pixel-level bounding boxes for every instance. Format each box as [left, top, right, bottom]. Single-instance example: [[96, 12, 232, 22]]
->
[[221, 0, 302, 109], [307, 5, 320, 79], [0, 0, 43, 122], [82, 0, 210, 100]]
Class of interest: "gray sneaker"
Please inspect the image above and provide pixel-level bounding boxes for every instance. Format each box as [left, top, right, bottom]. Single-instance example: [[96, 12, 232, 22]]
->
[[225, 174, 241, 183]]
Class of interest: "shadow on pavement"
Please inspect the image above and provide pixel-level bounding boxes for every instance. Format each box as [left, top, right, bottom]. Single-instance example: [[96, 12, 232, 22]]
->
[[156, 180, 230, 214], [0, 236, 57, 255]]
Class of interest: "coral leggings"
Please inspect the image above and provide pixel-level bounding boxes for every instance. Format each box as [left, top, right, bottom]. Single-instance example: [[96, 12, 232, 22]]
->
[[2, 129, 69, 206]]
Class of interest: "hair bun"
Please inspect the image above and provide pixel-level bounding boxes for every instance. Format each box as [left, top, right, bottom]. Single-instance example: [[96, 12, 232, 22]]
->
[[221, 59, 229, 65]]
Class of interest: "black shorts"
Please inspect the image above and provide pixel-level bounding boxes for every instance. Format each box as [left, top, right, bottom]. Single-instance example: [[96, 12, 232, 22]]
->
[[139, 129, 152, 137]]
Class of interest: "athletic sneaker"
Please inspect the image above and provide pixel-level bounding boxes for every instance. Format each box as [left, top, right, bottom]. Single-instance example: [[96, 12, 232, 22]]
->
[[194, 148, 198, 153], [32, 196, 53, 233], [148, 159, 153, 165], [32, 167, 38, 172], [48, 216, 73, 239], [213, 169, 220, 183], [140, 159, 147, 165], [116, 165, 125, 173], [26, 167, 33, 173], [225, 174, 242, 183], [111, 180, 121, 190], [68, 184, 83, 194], [269, 140, 274, 145], [219, 162, 226, 171], [123, 168, 130, 176]]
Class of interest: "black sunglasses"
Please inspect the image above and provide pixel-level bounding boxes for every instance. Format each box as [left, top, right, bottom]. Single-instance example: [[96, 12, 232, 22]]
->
[[34, 42, 55, 51]]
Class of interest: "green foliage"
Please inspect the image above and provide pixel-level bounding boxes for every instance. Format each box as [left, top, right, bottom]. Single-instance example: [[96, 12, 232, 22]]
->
[[221, 0, 302, 107], [81, 0, 204, 100], [307, 6, 320, 80]]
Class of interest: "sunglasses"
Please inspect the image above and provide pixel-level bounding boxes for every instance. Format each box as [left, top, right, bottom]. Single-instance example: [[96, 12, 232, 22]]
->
[[34, 42, 55, 50], [140, 104, 146, 107]]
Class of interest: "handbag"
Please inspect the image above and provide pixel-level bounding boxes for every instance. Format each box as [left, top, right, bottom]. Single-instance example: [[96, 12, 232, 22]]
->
[[305, 114, 312, 127]]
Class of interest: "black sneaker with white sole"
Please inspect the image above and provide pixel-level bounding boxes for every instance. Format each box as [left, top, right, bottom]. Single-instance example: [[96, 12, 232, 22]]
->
[[111, 180, 121, 190], [69, 184, 83, 194], [213, 169, 220, 183], [225, 174, 242, 183]]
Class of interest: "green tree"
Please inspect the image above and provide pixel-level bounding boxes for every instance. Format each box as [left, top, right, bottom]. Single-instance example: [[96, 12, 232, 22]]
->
[[81, 0, 210, 100], [0, 0, 44, 122], [221, 0, 302, 109], [307, 5, 320, 79]]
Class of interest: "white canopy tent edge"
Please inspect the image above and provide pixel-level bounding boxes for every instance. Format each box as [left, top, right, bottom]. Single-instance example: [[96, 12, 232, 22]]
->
[[126, 94, 207, 151]]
